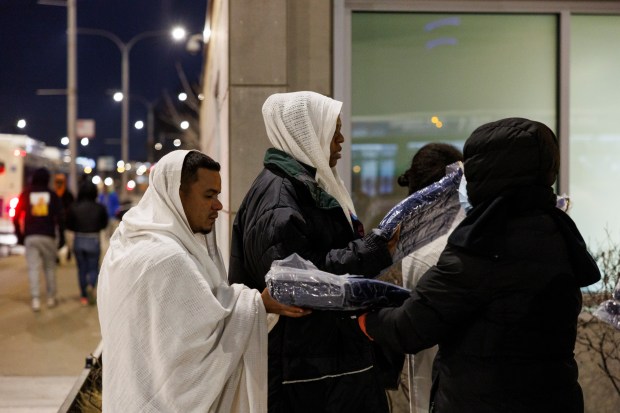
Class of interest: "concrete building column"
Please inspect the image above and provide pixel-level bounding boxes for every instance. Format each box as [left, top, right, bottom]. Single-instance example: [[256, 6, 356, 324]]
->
[[202, 0, 333, 266]]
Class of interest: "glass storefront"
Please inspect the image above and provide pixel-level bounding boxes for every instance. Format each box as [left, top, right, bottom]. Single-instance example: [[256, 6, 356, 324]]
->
[[351, 12, 557, 227], [569, 15, 620, 248]]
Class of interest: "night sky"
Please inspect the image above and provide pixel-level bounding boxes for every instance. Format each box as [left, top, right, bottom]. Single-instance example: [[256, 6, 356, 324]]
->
[[0, 0, 206, 162]]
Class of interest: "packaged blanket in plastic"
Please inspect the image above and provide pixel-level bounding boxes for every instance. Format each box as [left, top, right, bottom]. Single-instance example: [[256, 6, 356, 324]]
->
[[378, 162, 463, 262], [266, 254, 411, 310], [593, 280, 620, 330]]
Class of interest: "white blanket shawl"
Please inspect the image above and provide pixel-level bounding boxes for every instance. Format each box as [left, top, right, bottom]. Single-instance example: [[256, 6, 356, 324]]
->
[[262, 91, 356, 227], [98, 150, 267, 412]]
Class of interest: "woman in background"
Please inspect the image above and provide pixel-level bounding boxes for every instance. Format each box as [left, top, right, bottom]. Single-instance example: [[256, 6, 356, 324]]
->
[[397, 143, 463, 413]]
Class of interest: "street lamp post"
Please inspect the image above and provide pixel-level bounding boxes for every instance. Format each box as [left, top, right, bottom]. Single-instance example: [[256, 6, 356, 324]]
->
[[77, 28, 184, 196], [130, 95, 156, 163]]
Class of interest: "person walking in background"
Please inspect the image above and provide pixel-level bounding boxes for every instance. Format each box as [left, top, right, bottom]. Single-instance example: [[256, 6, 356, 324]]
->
[[98, 184, 120, 239], [13, 167, 65, 311], [67, 181, 108, 306], [357, 118, 601, 413], [53, 173, 75, 263], [396, 143, 463, 413], [97, 150, 308, 412], [229, 91, 398, 413]]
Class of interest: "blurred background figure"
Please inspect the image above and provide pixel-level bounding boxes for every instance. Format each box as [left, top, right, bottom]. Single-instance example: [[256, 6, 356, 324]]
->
[[397, 143, 463, 413], [98, 184, 120, 239], [53, 173, 74, 263], [67, 181, 108, 306], [13, 167, 65, 311]]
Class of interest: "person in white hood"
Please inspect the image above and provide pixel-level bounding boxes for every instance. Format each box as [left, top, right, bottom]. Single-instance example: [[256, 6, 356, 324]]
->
[[229, 92, 398, 413], [97, 150, 309, 413]]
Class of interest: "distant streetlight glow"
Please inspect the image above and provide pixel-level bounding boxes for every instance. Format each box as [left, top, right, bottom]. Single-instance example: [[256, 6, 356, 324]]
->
[[154, 142, 163, 151], [92, 176, 102, 185], [113, 92, 123, 102], [127, 180, 136, 190], [80, 137, 89, 146], [203, 26, 212, 43], [173, 139, 181, 147], [117, 160, 125, 168], [104, 177, 114, 186], [134, 120, 144, 129], [136, 164, 148, 175], [171, 27, 186, 41], [180, 120, 189, 130], [84, 166, 92, 174], [61, 136, 69, 145], [16, 119, 27, 129], [178, 92, 187, 101]]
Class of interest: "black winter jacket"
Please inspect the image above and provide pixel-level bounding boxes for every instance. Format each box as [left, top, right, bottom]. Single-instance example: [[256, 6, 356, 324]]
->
[[14, 185, 65, 244], [229, 148, 393, 412], [365, 118, 600, 413]]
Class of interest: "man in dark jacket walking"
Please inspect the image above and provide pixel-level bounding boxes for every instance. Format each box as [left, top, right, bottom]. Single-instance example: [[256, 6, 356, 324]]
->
[[358, 118, 601, 413], [67, 181, 108, 305], [14, 167, 66, 311], [229, 91, 396, 413]]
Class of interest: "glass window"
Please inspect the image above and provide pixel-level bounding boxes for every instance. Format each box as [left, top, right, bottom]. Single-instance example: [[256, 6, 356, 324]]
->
[[351, 12, 557, 227], [569, 15, 620, 249]]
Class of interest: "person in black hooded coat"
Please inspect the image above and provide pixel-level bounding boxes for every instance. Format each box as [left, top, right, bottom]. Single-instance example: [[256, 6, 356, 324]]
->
[[358, 118, 601, 413], [13, 167, 66, 311]]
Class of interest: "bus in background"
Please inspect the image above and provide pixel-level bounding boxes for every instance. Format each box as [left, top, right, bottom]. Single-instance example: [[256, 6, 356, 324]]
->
[[0, 134, 67, 244]]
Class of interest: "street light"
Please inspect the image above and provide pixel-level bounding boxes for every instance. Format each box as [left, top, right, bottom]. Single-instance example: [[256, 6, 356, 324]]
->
[[77, 26, 185, 195], [112, 92, 156, 163]]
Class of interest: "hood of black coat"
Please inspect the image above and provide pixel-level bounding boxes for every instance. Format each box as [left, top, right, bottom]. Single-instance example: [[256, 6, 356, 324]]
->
[[77, 181, 98, 202], [464, 117, 559, 207]]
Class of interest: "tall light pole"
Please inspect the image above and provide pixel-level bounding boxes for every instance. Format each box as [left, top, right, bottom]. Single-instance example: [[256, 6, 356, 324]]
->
[[132, 95, 156, 163], [116, 93, 156, 163], [77, 27, 185, 196], [38, 0, 79, 196]]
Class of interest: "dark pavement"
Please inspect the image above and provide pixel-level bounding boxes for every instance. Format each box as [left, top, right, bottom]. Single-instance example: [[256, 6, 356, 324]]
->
[[0, 250, 101, 412]]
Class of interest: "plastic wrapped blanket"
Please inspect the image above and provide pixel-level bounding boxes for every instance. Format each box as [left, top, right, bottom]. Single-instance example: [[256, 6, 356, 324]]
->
[[378, 162, 463, 262], [266, 254, 411, 310], [594, 281, 620, 330]]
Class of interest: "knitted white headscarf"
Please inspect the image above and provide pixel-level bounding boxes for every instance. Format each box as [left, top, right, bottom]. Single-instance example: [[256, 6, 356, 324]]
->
[[262, 91, 356, 227]]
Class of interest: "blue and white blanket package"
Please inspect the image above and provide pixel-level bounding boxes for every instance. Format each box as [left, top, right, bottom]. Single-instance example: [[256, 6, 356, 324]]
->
[[594, 280, 620, 330], [378, 162, 463, 262], [266, 254, 411, 310]]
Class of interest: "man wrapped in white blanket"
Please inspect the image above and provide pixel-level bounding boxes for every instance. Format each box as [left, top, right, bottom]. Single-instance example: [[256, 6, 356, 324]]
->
[[98, 150, 309, 412]]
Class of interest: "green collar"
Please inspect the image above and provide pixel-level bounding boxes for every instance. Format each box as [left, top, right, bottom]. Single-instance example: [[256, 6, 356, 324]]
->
[[264, 148, 342, 210]]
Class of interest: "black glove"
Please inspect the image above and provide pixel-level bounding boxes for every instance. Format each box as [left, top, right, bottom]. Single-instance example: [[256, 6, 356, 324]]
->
[[16, 233, 25, 246], [362, 229, 390, 254]]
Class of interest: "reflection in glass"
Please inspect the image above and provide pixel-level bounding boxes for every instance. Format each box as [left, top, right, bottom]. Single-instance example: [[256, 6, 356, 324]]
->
[[570, 15, 620, 249], [351, 12, 556, 227]]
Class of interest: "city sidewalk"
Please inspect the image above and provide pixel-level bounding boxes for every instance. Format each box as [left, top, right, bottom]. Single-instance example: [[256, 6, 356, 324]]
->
[[0, 252, 101, 412]]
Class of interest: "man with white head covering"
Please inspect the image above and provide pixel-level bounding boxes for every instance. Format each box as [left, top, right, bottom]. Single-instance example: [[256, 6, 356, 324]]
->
[[229, 92, 397, 413], [98, 150, 308, 413]]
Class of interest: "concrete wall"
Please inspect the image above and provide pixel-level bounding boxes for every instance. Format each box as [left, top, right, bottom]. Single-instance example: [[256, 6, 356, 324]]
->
[[228, 0, 332, 219], [202, 0, 332, 264]]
